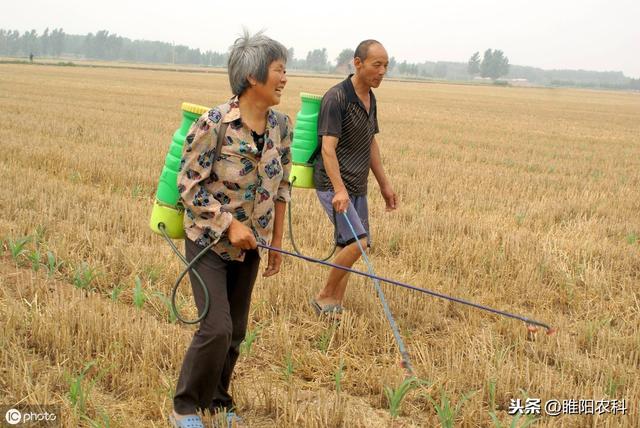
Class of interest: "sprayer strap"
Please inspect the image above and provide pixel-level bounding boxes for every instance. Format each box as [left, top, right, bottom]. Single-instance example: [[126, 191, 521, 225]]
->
[[213, 122, 230, 175]]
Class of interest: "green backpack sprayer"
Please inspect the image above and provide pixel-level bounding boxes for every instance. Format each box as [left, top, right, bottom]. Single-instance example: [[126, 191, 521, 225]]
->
[[149, 94, 555, 377], [149, 94, 336, 324], [150, 93, 323, 239]]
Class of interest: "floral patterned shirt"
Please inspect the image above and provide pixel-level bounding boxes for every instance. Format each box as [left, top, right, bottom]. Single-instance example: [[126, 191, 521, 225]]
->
[[177, 96, 292, 261]]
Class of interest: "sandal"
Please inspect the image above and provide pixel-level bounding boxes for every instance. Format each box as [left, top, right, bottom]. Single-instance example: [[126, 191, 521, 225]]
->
[[169, 413, 205, 428], [310, 298, 343, 316]]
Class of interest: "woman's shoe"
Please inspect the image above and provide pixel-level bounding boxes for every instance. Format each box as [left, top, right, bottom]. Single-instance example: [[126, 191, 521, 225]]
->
[[169, 412, 205, 428]]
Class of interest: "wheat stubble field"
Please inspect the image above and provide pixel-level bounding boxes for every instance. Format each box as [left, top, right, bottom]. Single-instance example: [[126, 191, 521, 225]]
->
[[1, 63, 639, 427]]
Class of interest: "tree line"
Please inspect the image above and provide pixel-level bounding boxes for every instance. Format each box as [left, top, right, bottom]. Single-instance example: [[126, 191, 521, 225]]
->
[[1, 28, 638, 90]]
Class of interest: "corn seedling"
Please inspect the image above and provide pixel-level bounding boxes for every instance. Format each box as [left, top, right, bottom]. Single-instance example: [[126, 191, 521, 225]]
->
[[487, 380, 538, 428], [606, 374, 624, 397], [316, 324, 336, 354], [426, 387, 475, 427], [282, 351, 295, 382], [384, 376, 430, 418], [240, 325, 261, 356], [143, 264, 161, 284], [111, 283, 126, 302], [66, 361, 97, 415], [488, 379, 497, 411], [82, 409, 112, 428], [34, 224, 47, 247], [153, 291, 177, 323], [27, 249, 41, 272], [334, 358, 345, 395], [133, 276, 146, 309], [489, 412, 538, 428], [73, 262, 98, 290], [46, 251, 63, 277], [131, 184, 144, 199], [8, 236, 31, 263]]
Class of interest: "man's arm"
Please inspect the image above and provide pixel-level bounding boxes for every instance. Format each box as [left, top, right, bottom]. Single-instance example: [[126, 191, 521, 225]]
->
[[321, 135, 350, 213], [370, 136, 398, 211]]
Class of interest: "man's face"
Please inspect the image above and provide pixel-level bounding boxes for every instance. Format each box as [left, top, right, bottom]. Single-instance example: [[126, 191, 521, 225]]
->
[[354, 43, 389, 89]]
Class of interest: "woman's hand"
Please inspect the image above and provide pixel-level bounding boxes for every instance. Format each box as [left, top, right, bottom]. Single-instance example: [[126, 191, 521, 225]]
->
[[262, 249, 282, 277], [227, 219, 257, 250]]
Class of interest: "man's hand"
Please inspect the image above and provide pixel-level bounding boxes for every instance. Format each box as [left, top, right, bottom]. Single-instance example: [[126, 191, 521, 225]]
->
[[332, 189, 350, 213], [262, 249, 282, 277], [227, 219, 257, 250], [381, 185, 398, 211]]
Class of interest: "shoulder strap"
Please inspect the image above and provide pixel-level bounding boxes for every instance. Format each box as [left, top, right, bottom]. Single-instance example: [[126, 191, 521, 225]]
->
[[273, 111, 287, 140], [213, 122, 229, 175]]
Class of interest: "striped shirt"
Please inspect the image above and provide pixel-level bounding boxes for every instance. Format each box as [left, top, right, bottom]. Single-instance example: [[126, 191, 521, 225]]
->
[[313, 74, 379, 196]]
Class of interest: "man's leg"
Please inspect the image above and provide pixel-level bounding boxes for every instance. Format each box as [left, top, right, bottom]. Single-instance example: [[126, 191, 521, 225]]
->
[[316, 238, 366, 306], [314, 191, 370, 307]]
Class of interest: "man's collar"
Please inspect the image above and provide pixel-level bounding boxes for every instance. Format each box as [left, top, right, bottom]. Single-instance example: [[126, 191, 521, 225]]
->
[[343, 74, 375, 105], [342, 74, 360, 104]]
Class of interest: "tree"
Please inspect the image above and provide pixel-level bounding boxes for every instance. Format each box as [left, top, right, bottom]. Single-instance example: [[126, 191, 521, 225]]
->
[[480, 49, 509, 80], [467, 51, 480, 75], [0, 30, 7, 55], [306, 48, 328, 72], [50, 28, 65, 56], [22, 29, 38, 55], [40, 28, 50, 56], [335, 48, 354, 67], [433, 62, 448, 79], [335, 48, 354, 73]]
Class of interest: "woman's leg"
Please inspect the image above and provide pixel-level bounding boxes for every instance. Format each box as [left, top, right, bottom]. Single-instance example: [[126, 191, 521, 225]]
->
[[209, 249, 260, 412], [173, 239, 233, 415]]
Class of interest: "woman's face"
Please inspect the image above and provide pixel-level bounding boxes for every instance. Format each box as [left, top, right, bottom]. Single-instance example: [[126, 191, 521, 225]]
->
[[253, 59, 287, 106]]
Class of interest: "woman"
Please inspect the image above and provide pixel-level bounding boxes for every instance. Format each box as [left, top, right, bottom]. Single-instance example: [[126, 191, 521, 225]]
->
[[170, 31, 291, 428]]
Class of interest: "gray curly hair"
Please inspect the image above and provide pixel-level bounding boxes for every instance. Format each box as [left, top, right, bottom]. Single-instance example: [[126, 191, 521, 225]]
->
[[228, 29, 288, 96]]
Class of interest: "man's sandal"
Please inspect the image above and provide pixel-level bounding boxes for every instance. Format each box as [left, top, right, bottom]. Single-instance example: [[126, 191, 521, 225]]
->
[[310, 298, 344, 316]]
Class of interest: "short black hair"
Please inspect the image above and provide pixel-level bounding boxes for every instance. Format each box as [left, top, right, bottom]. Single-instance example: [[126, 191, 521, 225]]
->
[[354, 39, 382, 62]]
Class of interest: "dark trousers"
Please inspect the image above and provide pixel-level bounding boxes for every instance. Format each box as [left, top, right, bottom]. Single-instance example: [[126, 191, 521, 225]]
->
[[173, 239, 260, 415]]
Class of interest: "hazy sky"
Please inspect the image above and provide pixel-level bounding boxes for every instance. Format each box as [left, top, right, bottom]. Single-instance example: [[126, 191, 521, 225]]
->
[[2, 0, 639, 77]]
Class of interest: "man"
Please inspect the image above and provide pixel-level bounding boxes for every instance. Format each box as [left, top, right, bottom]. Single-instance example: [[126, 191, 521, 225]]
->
[[311, 40, 398, 315]]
